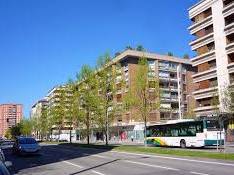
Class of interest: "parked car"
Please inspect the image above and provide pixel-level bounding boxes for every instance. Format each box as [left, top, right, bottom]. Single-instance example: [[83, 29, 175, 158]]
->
[[0, 148, 12, 175], [0, 141, 14, 150], [12, 137, 41, 155]]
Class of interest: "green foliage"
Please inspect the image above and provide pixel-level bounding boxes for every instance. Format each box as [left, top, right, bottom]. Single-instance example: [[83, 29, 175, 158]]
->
[[125, 46, 133, 50], [76, 65, 100, 144], [20, 119, 33, 136], [4, 129, 12, 139], [95, 53, 117, 145], [183, 54, 189, 59], [10, 123, 22, 139], [167, 52, 173, 56], [136, 45, 145, 51], [124, 57, 160, 145]]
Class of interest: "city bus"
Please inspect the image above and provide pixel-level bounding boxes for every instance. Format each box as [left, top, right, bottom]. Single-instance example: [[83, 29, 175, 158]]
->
[[146, 119, 224, 148]]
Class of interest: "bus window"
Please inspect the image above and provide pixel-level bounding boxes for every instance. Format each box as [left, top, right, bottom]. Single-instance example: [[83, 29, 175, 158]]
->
[[206, 120, 220, 131]]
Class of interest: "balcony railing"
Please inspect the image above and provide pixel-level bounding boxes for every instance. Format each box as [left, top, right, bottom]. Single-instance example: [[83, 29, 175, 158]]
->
[[190, 33, 214, 51], [223, 1, 234, 17], [189, 16, 213, 35]]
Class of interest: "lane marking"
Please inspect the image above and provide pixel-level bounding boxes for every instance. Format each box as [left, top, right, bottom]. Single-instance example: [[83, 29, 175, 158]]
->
[[190, 171, 209, 175], [111, 151, 234, 167], [63, 160, 106, 175], [63, 161, 83, 168], [124, 160, 180, 171], [83, 153, 112, 159], [91, 170, 106, 175]]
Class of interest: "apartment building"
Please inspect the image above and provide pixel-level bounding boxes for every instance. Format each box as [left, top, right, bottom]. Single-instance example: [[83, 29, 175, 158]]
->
[[111, 50, 194, 123], [35, 50, 194, 141], [97, 50, 193, 140], [188, 0, 234, 117], [0, 104, 23, 137], [46, 86, 77, 141], [189, 0, 234, 140], [31, 98, 48, 119]]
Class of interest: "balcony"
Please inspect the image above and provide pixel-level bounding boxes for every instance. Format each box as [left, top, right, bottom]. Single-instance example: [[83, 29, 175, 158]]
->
[[189, 16, 213, 35], [226, 42, 234, 55], [192, 50, 215, 66], [223, 1, 234, 18], [193, 86, 218, 100], [225, 23, 234, 36], [190, 33, 214, 51], [193, 70, 217, 83], [192, 67, 216, 79]]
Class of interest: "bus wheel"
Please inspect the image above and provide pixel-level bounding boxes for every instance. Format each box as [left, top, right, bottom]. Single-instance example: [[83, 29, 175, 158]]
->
[[180, 139, 186, 148]]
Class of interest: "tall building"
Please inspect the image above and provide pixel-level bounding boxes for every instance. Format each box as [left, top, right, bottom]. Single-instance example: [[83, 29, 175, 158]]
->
[[31, 98, 48, 119], [0, 104, 23, 137], [109, 50, 194, 124], [188, 0, 234, 117], [189, 0, 234, 141]]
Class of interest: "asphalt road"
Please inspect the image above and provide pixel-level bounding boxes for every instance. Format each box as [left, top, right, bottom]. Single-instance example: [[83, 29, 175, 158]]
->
[[3, 144, 234, 175]]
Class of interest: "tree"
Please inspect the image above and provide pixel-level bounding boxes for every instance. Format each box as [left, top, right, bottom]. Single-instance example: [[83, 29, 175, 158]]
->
[[49, 86, 67, 141], [183, 54, 190, 59], [167, 52, 173, 56], [125, 46, 133, 50], [39, 107, 49, 140], [20, 119, 33, 136], [10, 123, 22, 139], [95, 53, 116, 145], [136, 45, 145, 51], [4, 129, 12, 139], [65, 79, 84, 143], [76, 65, 99, 144], [124, 57, 160, 146]]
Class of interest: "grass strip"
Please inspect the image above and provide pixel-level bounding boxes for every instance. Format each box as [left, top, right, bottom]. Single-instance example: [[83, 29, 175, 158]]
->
[[49, 142, 234, 161]]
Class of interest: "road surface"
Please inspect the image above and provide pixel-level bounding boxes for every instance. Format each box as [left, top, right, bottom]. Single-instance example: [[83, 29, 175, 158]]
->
[[3, 144, 234, 175]]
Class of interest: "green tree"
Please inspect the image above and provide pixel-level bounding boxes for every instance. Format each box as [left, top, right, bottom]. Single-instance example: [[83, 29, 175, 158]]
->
[[95, 53, 117, 145], [124, 57, 160, 146], [77, 65, 99, 144], [20, 119, 33, 136], [183, 54, 190, 59], [167, 52, 173, 56], [4, 129, 12, 139], [10, 123, 22, 139], [49, 86, 67, 141], [125, 46, 133, 50], [136, 45, 145, 51]]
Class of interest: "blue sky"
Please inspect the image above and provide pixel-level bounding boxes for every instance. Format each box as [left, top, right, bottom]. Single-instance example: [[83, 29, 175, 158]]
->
[[0, 0, 198, 117]]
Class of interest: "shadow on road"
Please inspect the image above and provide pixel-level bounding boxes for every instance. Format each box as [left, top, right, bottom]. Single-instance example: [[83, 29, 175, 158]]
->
[[3, 143, 118, 174]]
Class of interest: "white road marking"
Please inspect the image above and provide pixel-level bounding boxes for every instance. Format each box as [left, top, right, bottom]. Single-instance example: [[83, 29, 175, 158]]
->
[[124, 160, 180, 171], [91, 170, 106, 175], [63, 160, 106, 175], [63, 161, 83, 168], [83, 153, 111, 159], [111, 151, 234, 167], [190, 171, 209, 175]]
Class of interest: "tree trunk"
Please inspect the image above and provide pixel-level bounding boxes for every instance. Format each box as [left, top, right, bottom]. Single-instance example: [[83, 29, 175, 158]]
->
[[69, 129, 72, 143], [87, 111, 90, 145], [105, 107, 109, 146], [144, 115, 147, 147]]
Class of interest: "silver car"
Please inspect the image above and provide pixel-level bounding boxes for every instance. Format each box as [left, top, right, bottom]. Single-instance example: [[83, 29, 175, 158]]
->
[[13, 137, 41, 155]]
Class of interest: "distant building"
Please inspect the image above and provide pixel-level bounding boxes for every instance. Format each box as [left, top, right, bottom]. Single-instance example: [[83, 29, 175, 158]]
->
[[31, 98, 48, 119], [0, 104, 23, 137]]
